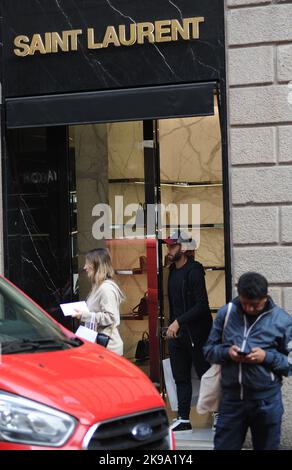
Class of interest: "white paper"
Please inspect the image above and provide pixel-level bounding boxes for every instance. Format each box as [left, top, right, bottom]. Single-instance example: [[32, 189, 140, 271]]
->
[[75, 325, 97, 343], [60, 301, 89, 317]]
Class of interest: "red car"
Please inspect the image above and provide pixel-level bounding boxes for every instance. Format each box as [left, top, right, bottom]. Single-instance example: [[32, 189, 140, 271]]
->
[[0, 275, 174, 450]]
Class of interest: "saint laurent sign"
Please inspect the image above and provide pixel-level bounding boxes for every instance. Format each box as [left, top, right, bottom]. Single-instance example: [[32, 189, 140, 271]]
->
[[13, 17, 204, 57]]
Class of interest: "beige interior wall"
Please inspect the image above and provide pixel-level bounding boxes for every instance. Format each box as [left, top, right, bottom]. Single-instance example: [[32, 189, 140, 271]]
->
[[108, 121, 144, 180], [159, 102, 222, 183], [72, 124, 108, 299], [161, 185, 224, 225]]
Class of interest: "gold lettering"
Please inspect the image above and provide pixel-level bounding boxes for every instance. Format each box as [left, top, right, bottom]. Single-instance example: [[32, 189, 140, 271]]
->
[[29, 34, 46, 55], [155, 20, 172, 43], [119, 24, 137, 46], [13, 16, 205, 58], [87, 28, 103, 49], [68, 29, 82, 51], [102, 26, 121, 48], [45, 33, 52, 53], [188, 17, 205, 39], [14, 35, 30, 57], [51, 31, 70, 53], [171, 19, 190, 41], [137, 22, 155, 44]]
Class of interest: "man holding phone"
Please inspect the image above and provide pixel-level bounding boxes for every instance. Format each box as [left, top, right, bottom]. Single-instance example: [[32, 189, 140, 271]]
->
[[204, 272, 292, 450]]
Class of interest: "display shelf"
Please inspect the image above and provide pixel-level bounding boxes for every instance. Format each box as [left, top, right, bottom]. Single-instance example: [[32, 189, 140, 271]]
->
[[120, 313, 145, 320], [160, 181, 223, 188], [116, 266, 224, 274], [115, 269, 146, 275], [205, 266, 225, 271], [162, 224, 224, 229], [109, 178, 222, 187], [109, 224, 223, 230], [109, 178, 145, 184]]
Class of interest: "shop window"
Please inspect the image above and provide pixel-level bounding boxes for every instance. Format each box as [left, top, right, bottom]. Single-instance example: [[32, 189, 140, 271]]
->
[[68, 97, 226, 392]]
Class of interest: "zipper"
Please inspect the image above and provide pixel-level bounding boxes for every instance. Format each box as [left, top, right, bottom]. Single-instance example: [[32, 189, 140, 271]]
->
[[238, 308, 274, 400], [238, 315, 248, 400], [270, 371, 275, 382], [241, 308, 273, 351]]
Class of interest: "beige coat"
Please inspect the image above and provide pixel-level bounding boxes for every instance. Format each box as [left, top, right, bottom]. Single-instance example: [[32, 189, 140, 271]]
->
[[81, 280, 124, 356]]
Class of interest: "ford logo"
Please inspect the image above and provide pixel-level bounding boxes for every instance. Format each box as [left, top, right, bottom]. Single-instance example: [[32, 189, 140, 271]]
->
[[131, 423, 153, 441]]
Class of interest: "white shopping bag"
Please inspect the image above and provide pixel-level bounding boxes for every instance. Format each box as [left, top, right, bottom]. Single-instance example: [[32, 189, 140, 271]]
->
[[75, 325, 97, 343], [162, 358, 200, 411], [75, 313, 97, 343]]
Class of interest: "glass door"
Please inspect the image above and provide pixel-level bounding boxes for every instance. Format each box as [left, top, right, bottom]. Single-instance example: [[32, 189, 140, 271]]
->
[[157, 96, 226, 426], [68, 120, 160, 383]]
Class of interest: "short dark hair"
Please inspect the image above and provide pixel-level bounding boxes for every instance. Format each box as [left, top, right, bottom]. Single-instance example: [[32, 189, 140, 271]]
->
[[237, 272, 268, 299]]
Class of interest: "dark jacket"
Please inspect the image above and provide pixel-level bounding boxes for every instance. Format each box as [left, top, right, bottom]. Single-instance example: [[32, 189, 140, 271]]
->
[[204, 297, 292, 400], [168, 257, 212, 343]]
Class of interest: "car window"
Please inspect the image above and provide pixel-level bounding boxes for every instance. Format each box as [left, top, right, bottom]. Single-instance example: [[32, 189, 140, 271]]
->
[[0, 278, 78, 349]]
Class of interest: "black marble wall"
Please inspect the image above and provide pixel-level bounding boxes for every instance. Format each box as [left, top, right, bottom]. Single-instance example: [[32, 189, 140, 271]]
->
[[3, 127, 75, 328], [2, 0, 225, 98]]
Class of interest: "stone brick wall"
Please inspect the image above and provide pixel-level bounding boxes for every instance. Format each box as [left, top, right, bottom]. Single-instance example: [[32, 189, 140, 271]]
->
[[226, 0, 292, 448]]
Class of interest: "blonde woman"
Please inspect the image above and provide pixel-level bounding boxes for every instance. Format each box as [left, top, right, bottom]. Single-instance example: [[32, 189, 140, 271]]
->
[[72, 248, 124, 355]]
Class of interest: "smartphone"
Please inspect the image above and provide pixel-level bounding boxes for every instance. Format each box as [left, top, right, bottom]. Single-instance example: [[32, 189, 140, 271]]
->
[[237, 350, 248, 356], [161, 327, 168, 338]]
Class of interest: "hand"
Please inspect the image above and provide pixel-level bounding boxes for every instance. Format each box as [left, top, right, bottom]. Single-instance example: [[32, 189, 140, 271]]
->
[[166, 320, 180, 339], [244, 347, 266, 364], [71, 310, 82, 320], [228, 345, 247, 363]]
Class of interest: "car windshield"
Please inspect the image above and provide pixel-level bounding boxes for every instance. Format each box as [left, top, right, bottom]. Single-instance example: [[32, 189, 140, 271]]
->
[[0, 277, 82, 354]]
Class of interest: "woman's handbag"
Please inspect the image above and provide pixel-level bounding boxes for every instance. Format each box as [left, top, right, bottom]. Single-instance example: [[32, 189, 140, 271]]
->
[[132, 293, 148, 319], [76, 313, 111, 348], [135, 331, 150, 361], [196, 302, 233, 415], [89, 314, 111, 348], [96, 332, 110, 348]]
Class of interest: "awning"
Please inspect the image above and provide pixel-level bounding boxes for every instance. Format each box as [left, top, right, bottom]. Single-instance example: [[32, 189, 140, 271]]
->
[[6, 82, 216, 128]]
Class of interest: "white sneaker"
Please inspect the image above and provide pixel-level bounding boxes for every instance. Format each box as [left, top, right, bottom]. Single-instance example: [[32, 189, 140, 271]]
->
[[170, 418, 193, 434]]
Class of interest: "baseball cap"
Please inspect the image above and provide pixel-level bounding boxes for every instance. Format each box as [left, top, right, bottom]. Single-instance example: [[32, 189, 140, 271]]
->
[[162, 230, 197, 250]]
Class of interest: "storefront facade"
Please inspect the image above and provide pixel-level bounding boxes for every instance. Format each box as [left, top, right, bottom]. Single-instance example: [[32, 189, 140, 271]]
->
[[1, 0, 292, 445]]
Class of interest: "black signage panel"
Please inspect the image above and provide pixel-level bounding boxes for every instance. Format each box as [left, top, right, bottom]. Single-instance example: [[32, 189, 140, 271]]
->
[[1, 0, 225, 98]]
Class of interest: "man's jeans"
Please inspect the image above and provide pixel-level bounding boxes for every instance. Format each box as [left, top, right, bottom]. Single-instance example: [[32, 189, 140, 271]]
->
[[168, 334, 209, 420], [214, 390, 284, 450]]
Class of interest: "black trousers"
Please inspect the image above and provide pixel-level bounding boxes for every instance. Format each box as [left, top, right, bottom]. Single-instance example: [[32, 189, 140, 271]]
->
[[168, 333, 209, 420]]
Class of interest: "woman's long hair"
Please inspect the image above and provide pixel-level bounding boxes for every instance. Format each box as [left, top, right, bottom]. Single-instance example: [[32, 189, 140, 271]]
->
[[85, 248, 115, 287], [85, 248, 125, 303]]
